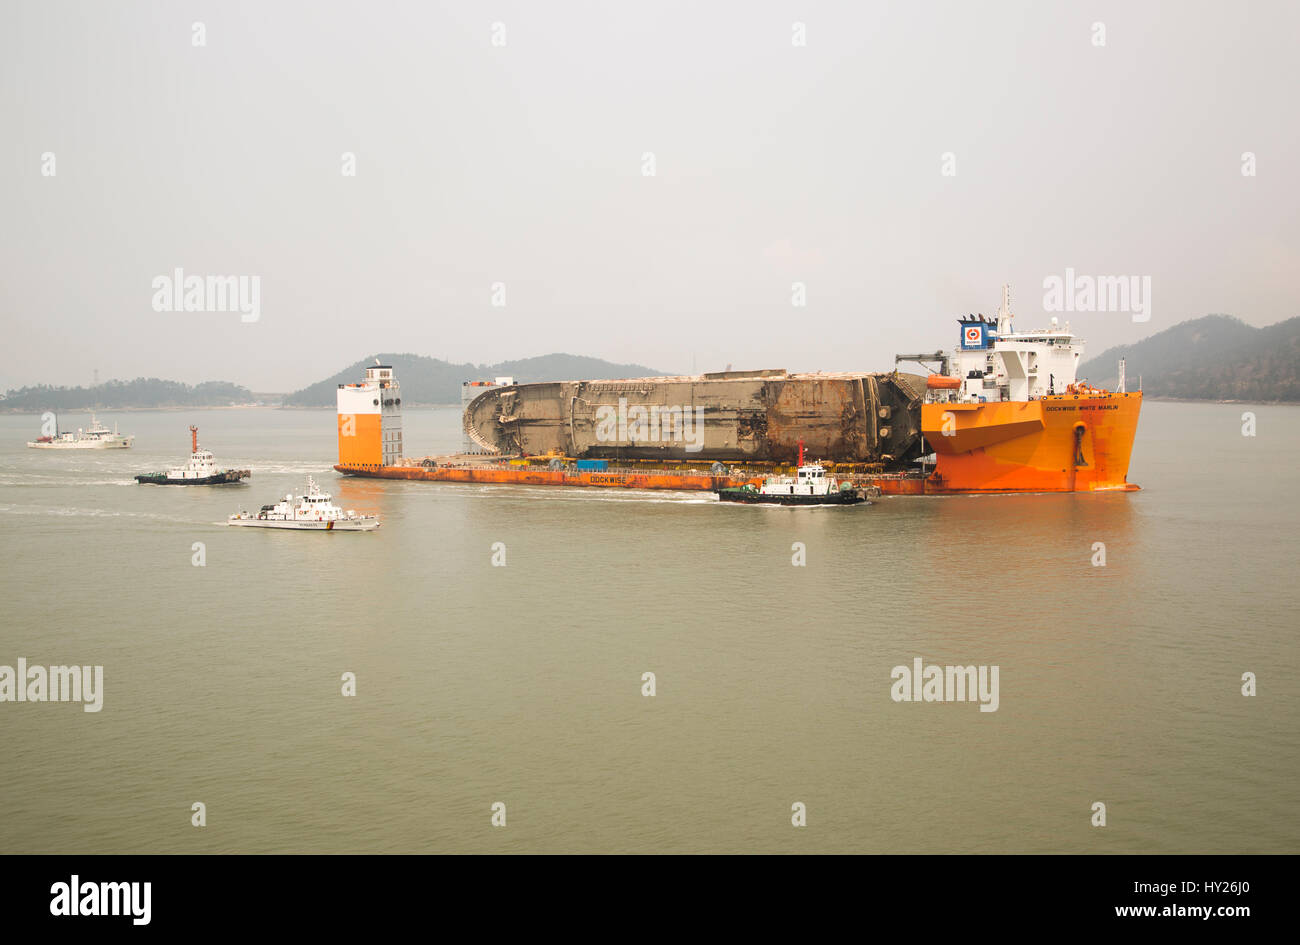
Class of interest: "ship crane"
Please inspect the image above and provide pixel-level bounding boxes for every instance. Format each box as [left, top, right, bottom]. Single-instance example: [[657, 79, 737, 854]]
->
[[896, 350, 950, 376]]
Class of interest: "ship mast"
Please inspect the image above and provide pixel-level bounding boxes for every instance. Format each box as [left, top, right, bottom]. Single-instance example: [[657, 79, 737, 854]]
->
[[190, 425, 199, 454], [997, 284, 1013, 336]]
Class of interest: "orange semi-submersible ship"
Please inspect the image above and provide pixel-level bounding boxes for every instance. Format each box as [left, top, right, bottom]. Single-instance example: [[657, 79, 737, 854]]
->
[[899, 286, 1142, 493], [335, 287, 1141, 494]]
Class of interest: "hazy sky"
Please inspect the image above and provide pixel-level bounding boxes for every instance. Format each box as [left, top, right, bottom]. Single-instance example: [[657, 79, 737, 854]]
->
[[2, 0, 1296, 392]]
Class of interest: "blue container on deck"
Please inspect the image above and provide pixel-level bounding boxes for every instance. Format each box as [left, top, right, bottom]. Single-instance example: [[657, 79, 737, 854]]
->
[[575, 459, 608, 471]]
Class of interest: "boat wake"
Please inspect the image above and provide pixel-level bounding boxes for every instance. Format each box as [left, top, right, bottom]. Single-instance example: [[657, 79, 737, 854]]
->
[[0, 475, 137, 487], [0, 503, 192, 522]]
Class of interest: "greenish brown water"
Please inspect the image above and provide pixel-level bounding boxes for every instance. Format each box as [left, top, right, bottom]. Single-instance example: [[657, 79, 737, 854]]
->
[[1, 401, 1296, 853]]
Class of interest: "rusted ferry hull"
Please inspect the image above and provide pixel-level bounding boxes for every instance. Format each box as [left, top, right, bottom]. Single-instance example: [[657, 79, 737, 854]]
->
[[462, 369, 929, 466]]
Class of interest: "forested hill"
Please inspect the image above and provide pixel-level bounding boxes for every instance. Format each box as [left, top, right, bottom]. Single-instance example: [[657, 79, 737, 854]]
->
[[1079, 315, 1300, 402], [1, 378, 256, 410], [284, 353, 666, 406]]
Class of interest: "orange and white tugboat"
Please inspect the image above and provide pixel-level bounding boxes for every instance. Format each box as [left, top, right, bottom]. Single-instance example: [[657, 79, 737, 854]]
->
[[894, 285, 1143, 494], [226, 477, 379, 531], [135, 426, 249, 485]]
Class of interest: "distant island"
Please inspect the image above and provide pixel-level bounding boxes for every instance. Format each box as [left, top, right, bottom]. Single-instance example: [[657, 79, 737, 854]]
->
[[281, 353, 667, 407], [0, 354, 666, 411], [1079, 314, 1300, 402], [0, 378, 260, 412]]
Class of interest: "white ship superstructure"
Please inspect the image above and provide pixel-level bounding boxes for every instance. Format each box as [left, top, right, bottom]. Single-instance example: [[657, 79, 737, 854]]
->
[[758, 464, 842, 497], [929, 286, 1089, 405], [174, 446, 218, 479]]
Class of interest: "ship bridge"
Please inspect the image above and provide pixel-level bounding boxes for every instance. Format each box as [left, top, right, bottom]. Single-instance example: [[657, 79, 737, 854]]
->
[[942, 286, 1083, 403]]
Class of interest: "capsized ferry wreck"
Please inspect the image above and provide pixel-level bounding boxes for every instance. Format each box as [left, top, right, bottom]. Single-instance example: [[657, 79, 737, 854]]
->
[[334, 287, 1141, 495]]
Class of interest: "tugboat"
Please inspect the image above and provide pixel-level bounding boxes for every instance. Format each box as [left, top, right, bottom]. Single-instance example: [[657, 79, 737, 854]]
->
[[226, 477, 380, 531], [135, 426, 250, 485], [27, 413, 134, 449], [716, 442, 868, 506]]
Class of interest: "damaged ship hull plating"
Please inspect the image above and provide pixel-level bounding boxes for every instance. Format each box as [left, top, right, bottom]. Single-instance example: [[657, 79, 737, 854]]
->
[[461, 370, 929, 466]]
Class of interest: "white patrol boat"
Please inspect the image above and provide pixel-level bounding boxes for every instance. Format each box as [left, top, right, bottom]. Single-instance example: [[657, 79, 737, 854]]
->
[[227, 477, 380, 531], [27, 413, 134, 449], [136, 426, 250, 485]]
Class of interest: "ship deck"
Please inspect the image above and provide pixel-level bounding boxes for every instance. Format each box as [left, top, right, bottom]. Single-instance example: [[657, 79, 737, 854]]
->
[[336, 453, 932, 493]]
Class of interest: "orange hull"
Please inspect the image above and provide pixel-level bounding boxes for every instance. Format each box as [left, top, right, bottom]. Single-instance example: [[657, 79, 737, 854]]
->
[[336, 463, 733, 491], [337, 412, 381, 467], [915, 391, 1142, 493]]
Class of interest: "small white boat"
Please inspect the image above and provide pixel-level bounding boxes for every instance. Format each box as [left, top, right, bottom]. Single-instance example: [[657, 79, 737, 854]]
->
[[27, 413, 134, 449], [227, 477, 379, 531]]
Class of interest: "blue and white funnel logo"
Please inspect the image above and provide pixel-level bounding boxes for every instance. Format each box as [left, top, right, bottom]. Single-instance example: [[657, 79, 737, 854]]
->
[[961, 324, 986, 349]]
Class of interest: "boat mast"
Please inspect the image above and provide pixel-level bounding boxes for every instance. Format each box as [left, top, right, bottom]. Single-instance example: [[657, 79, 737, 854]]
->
[[997, 284, 1013, 336], [190, 425, 199, 454]]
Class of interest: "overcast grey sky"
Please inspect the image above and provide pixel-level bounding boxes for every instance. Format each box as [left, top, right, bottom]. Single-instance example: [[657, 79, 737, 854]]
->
[[2, 0, 1296, 392]]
